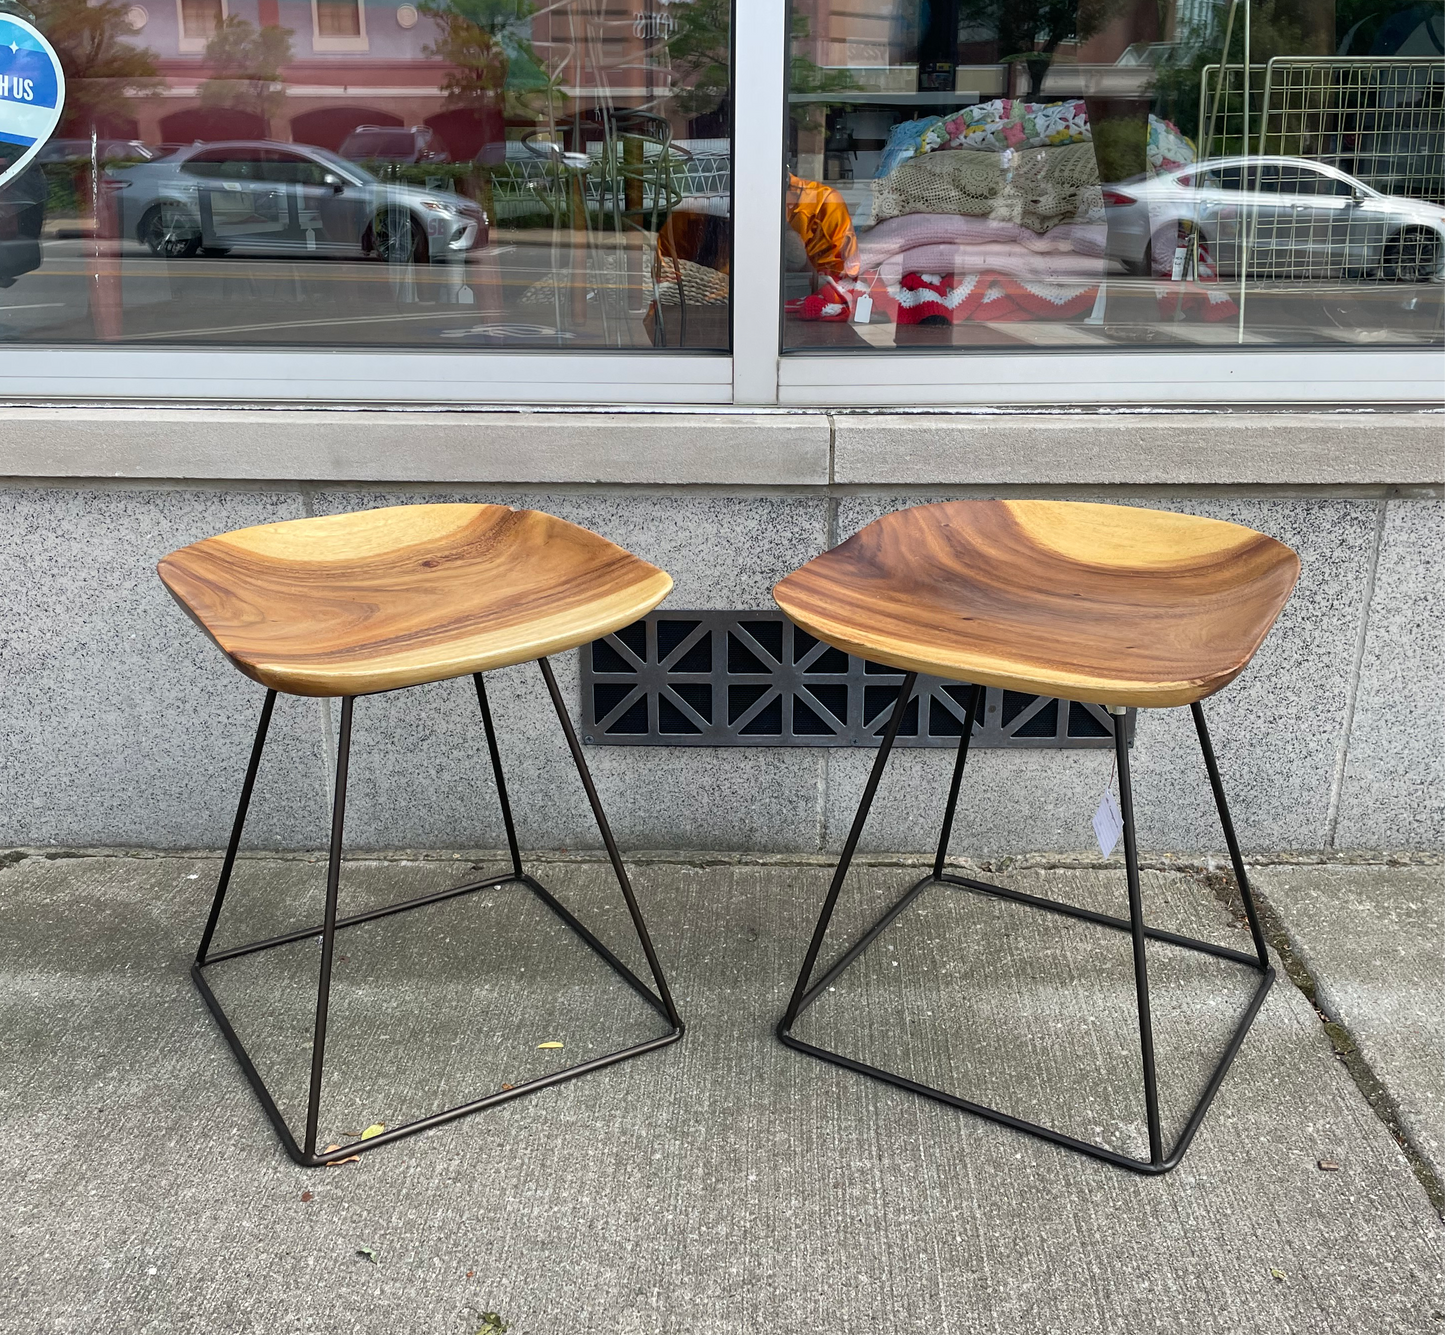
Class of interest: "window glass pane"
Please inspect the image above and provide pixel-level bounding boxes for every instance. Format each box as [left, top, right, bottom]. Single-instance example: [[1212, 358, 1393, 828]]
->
[[3, 0, 732, 351], [783, 0, 1445, 351], [181, 0, 224, 40], [316, 0, 361, 38]]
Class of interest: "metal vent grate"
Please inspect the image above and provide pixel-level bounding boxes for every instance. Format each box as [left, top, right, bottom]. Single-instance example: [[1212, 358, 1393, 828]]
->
[[579, 612, 1134, 748]]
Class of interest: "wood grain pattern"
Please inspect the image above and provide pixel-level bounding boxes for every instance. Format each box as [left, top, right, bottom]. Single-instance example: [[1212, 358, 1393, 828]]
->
[[158, 503, 673, 697], [773, 500, 1299, 708]]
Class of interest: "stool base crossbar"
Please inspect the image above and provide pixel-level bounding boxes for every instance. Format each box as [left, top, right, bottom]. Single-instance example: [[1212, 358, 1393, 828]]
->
[[778, 675, 1275, 1176], [778, 869, 1275, 1175], [193, 661, 683, 1168]]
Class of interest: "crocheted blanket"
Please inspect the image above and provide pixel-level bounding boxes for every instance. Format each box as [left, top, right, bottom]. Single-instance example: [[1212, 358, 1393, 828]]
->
[[875, 101, 1196, 178], [871, 143, 1105, 234]]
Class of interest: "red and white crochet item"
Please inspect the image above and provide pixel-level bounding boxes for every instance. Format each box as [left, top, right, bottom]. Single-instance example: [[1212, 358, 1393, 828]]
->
[[874, 271, 1099, 324], [787, 277, 869, 322]]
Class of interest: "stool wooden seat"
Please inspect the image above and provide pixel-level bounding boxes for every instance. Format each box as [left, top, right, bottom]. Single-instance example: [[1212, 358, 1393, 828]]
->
[[159, 503, 673, 698], [773, 500, 1299, 708], [160, 503, 681, 1167], [773, 500, 1299, 1176]]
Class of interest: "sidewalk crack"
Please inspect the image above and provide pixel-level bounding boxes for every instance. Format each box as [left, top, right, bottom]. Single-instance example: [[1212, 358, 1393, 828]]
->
[[1200, 866, 1445, 1219]]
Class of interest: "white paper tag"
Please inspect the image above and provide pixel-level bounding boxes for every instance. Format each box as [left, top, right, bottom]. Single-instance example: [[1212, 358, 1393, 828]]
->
[[853, 293, 873, 324], [1170, 245, 1188, 281], [1093, 790, 1124, 859]]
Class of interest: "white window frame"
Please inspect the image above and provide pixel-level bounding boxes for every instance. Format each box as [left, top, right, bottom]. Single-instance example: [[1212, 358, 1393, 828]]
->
[[176, 0, 226, 54], [8, 0, 1441, 408], [310, 0, 369, 52], [0, 349, 733, 404]]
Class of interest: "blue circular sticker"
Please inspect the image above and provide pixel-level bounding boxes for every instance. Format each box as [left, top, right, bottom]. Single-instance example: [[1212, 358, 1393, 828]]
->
[[0, 14, 65, 188]]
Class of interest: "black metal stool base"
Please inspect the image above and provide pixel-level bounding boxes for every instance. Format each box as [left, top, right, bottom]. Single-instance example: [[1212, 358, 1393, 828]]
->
[[778, 677, 1275, 1176], [194, 659, 682, 1168]]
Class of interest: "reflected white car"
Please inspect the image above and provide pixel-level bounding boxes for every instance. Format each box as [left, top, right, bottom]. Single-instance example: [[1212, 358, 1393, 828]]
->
[[1103, 156, 1445, 282], [108, 140, 487, 262]]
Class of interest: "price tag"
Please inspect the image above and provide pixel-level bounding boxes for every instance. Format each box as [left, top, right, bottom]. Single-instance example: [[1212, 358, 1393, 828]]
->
[[1093, 790, 1124, 859], [852, 293, 873, 324], [1171, 245, 1188, 281]]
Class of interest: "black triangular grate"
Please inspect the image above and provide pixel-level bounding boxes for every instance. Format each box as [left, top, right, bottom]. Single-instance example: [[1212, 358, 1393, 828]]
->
[[580, 611, 1135, 749]]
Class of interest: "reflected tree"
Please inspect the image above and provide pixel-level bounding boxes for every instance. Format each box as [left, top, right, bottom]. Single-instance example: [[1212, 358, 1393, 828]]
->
[[961, 0, 1125, 96], [420, 0, 551, 114], [199, 17, 295, 138], [25, 0, 161, 136]]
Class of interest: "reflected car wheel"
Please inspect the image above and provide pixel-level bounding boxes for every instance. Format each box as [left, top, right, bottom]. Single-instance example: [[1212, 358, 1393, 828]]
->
[[140, 203, 202, 258], [372, 208, 428, 264], [1381, 228, 1442, 283]]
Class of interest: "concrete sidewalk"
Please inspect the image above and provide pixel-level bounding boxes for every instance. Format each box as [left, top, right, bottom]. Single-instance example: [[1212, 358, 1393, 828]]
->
[[1, 851, 1441, 1334]]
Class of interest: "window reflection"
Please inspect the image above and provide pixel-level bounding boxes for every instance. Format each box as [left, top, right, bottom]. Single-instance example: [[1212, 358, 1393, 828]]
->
[[2, 0, 732, 348], [784, 0, 1444, 350]]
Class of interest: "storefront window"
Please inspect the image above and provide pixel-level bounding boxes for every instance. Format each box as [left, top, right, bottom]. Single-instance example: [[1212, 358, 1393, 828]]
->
[[1, 0, 732, 349], [782, 0, 1444, 350]]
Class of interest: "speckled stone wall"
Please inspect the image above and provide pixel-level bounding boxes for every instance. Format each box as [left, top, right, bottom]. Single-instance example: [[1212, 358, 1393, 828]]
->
[[1, 483, 1438, 854]]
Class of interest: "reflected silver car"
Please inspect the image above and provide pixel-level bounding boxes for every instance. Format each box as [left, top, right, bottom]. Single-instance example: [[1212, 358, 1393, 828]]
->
[[109, 140, 487, 262], [1103, 156, 1445, 282]]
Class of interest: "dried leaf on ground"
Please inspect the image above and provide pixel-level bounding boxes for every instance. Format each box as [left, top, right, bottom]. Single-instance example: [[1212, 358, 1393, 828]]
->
[[328, 1155, 361, 1167], [474, 1314, 509, 1335], [536, 1041, 563, 1050], [360, 1124, 385, 1140], [300, 1191, 313, 1203], [1270, 1268, 1287, 1282], [356, 1247, 378, 1265], [1317, 1158, 1341, 1171]]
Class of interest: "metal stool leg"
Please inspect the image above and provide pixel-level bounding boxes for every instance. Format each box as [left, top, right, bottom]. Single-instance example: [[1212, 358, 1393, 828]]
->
[[932, 682, 984, 882], [195, 688, 276, 968], [1112, 703, 1164, 1168], [192, 670, 683, 1168], [475, 672, 522, 881], [777, 686, 1275, 1176], [539, 656, 682, 1030], [781, 673, 918, 1031], [1193, 701, 1270, 967], [302, 695, 353, 1160]]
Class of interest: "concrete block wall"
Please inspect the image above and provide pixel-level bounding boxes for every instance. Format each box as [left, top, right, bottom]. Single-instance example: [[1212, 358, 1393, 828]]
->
[[1, 408, 1439, 855]]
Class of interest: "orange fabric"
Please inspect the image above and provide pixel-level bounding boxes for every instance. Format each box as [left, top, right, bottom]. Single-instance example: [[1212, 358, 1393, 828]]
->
[[786, 173, 860, 280]]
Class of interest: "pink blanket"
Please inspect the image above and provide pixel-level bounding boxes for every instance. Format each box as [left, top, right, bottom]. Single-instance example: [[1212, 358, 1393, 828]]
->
[[859, 213, 1107, 268], [875, 242, 1105, 287]]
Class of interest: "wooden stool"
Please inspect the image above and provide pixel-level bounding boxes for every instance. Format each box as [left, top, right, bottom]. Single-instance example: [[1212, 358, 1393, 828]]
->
[[772, 500, 1300, 1174], [159, 503, 682, 1166]]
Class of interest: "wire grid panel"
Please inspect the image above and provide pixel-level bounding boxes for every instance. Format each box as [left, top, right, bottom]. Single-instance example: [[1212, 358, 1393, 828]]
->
[[1195, 57, 1444, 284], [1198, 62, 1269, 160], [1200, 57, 1445, 201], [1258, 58, 1445, 202], [579, 612, 1134, 749]]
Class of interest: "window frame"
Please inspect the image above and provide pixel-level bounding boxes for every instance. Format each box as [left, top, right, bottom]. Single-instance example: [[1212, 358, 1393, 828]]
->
[[310, 0, 368, 53], [175, 0, 225, 54], [11, 0, 1442, 408]]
